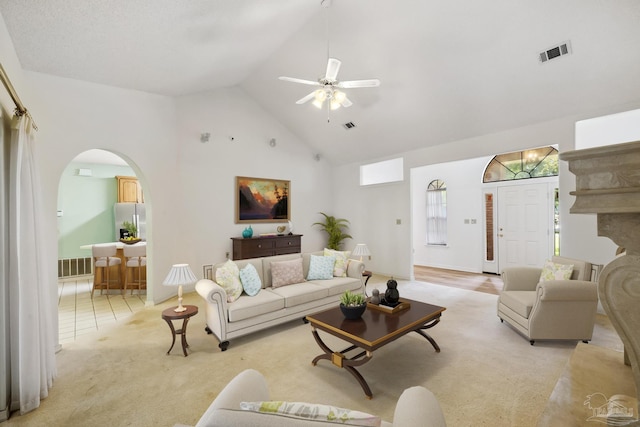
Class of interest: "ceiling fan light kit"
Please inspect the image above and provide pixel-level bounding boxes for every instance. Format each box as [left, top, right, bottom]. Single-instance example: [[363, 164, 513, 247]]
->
[[278, 1, 380, 116]]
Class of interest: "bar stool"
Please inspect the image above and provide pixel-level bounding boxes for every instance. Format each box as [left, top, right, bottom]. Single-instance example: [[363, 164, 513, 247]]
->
[[123, 244, 146, 296], [92, 243, 121, 297]]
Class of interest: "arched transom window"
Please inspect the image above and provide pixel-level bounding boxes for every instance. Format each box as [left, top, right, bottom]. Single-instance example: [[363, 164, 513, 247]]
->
[[483, 147, 558, 183]]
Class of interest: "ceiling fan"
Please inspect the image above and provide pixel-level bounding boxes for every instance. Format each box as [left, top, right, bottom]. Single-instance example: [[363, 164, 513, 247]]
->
[[279, 58, 380, 110]]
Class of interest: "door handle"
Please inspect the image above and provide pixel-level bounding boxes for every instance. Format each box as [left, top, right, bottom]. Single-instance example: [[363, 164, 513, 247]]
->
[[499, 234, 504, 237]]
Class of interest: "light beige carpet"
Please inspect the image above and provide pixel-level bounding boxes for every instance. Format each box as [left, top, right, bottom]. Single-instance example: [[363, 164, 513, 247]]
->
[[5, 279, 622, 426]]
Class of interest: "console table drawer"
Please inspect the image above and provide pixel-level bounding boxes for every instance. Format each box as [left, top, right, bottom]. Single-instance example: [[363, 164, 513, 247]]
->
[[275, 237, 301, 249]]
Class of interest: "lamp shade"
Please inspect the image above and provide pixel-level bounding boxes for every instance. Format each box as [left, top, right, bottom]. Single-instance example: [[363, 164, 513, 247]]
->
[[162, 264, 197, 287], [351, 243, 371, 258]]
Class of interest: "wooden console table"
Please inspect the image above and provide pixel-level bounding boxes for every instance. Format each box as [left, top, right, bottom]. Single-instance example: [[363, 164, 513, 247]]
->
[[231, 234, 302, 260]]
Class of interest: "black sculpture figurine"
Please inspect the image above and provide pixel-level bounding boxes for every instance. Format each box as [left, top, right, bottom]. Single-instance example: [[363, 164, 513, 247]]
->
[[384, 278, 400, 306]]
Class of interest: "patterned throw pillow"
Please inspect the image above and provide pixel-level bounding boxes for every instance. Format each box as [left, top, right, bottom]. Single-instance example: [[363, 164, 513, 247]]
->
[[271, 258, 305, 288], [539, 260, 574, 282], [307, 255, 336, 280], [324, 248, 351, 277], [239, 263, 262, 296], [215, 260, 243, 302], [240, 401, 381, 427]]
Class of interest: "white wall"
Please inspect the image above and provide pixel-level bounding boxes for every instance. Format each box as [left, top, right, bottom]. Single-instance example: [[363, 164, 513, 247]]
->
[[411, 156, 492, 273], [333, 103, 640, 280], [174, 86, 334, 273], [23, 73, 334, 305]]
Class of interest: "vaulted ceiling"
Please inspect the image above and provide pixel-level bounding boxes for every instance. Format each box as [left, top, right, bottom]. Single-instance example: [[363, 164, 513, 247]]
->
[[2, 0, 640, 164]]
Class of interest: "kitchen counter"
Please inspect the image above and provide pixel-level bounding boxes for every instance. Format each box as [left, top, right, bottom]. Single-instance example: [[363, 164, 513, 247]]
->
[[81, 241, 147, 292]]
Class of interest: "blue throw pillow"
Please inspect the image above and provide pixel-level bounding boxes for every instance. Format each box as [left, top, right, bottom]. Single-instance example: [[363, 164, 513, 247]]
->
[[306, 255, 336, 280], [239, 263, 262, 296]]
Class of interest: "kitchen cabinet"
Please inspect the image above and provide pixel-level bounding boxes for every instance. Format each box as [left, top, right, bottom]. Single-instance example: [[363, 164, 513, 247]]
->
[[116, 176, 144, 203], [231, 234, 302, 260]]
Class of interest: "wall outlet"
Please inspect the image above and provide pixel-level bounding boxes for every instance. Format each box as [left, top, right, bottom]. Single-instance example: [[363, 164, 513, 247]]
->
[[396, 219, 401, 225], [471, 219, 477, 224], [464, 219, 470, 224]]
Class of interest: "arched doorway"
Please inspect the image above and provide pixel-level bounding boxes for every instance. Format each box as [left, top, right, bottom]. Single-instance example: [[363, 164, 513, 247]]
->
[[56, 149, 150, 344]]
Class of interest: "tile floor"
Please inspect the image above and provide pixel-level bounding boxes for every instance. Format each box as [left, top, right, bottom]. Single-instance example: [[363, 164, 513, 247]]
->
[[57, 275, 146, 344]]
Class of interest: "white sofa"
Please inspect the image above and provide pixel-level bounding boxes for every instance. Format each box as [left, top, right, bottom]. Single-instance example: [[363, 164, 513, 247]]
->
[[177, 369, 447, 427], [196, 252, 365, 351]]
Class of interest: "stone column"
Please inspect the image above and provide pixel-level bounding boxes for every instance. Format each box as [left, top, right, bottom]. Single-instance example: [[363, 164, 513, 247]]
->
[[560, 140, 640, 406]]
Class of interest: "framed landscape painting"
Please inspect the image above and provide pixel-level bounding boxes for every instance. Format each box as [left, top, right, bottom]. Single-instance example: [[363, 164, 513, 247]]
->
[[236, 176, 290, 223]]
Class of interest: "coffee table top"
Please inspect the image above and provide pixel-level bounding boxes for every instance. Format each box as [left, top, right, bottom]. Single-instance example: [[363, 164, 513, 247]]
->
[[306, 298, 445, 351]]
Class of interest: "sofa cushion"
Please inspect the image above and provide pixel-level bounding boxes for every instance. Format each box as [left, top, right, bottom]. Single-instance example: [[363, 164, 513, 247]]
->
[[271, 258, 305, 288], [324, 248, 351, 277], [499, 291, 536, 319], [306, 255, 336, 280], [539, 259, 573, 282], [308, 276, 362, 296], [269, 283, 329, 308], [240, 401, 381, 427], [215, 260, 243, 302], [239, 263, 262, 296], [227, 290, 285, 322]]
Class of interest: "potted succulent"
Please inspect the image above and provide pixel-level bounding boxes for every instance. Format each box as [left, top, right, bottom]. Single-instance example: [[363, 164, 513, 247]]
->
[[312, 212, 352, 250], [339, 290, 367, 320]]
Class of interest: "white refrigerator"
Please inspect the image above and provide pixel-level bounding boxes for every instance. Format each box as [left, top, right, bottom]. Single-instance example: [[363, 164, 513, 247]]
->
[[114, 203, 146, 240]]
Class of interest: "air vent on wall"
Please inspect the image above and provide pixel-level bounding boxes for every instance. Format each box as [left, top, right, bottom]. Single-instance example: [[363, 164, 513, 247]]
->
[[539, 41, 571, 63], [343, 122, 356, 130]]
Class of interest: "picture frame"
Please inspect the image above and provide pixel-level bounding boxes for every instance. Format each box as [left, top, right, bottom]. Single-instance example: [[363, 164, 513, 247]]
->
[[236, 176, 290, 223]]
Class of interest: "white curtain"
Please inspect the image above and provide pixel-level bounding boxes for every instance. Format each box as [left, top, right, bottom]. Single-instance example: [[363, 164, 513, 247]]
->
[[8, 114, 56, 414]]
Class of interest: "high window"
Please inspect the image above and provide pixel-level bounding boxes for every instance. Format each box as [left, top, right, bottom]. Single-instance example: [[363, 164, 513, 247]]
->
[[426, 179, 447, 245]]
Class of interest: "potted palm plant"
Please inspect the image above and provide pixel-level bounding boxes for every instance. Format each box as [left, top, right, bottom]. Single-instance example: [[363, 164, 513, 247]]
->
[[312, 212, 352, 250]]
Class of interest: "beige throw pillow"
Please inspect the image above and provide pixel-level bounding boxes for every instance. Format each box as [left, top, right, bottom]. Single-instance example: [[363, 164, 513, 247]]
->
[[539, 259, 574, 282]]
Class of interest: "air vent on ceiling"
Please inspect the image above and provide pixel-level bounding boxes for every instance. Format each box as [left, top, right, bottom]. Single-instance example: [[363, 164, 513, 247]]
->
[[343, 122, 356, 130], [539, 41, 571, 63]]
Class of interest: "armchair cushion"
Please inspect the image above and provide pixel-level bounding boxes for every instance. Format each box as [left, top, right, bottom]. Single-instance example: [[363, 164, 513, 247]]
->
[[499, 291, 536, 318]]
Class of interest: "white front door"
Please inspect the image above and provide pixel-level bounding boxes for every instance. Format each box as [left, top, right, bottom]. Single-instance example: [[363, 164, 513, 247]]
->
[[497, 183, 552, 271]]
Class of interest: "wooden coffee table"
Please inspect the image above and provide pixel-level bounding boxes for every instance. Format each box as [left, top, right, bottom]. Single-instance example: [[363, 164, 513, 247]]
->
[[306, 298, 445, 399]]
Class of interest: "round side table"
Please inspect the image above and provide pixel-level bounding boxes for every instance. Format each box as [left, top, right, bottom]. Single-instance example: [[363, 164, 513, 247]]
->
[[161, 305, 198, 357]]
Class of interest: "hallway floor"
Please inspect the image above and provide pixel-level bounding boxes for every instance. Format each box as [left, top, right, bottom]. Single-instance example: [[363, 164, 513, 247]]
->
[[57, 276, 146, 344]]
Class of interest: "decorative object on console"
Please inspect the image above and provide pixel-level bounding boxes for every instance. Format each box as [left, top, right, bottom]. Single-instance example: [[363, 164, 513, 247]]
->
[[288, 220, 294, 235], [351, 243, 371, 262], [242, 225, 253, 238], [162, 263, 197, 312], [276, 225, 286, 235], [313, 212, 352, 250], [383, 278, 400, 307], [236, 176, 290, 223], [339, 290, 367, 320]]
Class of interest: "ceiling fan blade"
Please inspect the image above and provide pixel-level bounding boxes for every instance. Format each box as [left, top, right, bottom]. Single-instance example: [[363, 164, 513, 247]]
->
[[325, 58, 341, 81], [296, 91, 317, 105], [340, 95, 353, 108], [279, 76, 320, 86], [337, 79, 381, 89]]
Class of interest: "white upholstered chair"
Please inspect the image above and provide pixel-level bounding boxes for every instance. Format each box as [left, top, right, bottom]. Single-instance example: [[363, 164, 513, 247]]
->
[[497, 256, 598, 345], [91, 243, 121, 297], [123, 243, 146, 296]]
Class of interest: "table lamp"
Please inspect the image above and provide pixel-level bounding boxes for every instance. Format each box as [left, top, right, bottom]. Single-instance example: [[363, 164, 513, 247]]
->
[[163, 263, 197, 312], [351, 243, 371, 262]]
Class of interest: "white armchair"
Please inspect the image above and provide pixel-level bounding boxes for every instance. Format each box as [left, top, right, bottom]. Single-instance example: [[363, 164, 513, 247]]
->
[[497, 256, 598, 345]]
